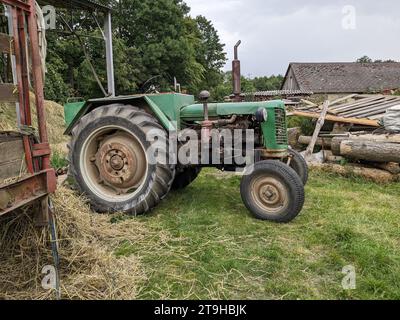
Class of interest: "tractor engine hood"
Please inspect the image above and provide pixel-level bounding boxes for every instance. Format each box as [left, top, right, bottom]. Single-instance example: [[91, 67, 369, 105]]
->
[[180, 100, 285, 121]]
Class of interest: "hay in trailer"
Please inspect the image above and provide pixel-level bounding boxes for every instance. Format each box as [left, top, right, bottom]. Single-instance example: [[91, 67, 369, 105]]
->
[[0, 93, 69, 151], [0, 186, 166, 300]]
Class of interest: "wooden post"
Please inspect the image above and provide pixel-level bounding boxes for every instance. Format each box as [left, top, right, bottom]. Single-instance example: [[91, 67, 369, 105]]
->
[[305, 100, 330, 160]]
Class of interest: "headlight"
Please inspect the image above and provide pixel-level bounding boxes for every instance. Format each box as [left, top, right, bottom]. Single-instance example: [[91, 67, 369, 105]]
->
[[255, 108, 268, 122]]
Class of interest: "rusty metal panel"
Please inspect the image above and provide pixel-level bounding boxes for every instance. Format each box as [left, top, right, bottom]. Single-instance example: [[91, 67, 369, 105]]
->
[[0, 0, 30, 12], [0, 172, 48, 215], [0, 83, 18, 102], [0, 0, 57, 219]]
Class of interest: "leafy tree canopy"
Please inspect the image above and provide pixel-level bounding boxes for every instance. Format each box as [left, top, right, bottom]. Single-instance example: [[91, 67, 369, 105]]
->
[[44, 0, 227, 102], [356, 56, 397, 63]]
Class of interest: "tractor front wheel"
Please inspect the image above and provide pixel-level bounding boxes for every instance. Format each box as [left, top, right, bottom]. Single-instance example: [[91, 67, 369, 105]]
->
[[68, 104, 175, 215], [282, 148, 309, 185], [240, 160, 305, 223]]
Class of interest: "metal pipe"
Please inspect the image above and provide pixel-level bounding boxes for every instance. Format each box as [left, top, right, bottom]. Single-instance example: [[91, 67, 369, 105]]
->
[[105, 11, 115, 97], [234, 40, 241, 60], [211, 115, 238, 126], [232, 40, 241, 101], [203, 101, 209, 121]]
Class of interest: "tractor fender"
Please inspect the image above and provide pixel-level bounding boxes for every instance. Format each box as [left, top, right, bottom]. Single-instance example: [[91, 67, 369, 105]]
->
[[64, 94, 177, 135]]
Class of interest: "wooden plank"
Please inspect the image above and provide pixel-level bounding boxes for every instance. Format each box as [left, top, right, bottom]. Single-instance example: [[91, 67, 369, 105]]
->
[[0, 136, 27, 183], [329, 94, 358, 107], [0, 33, 14, 54], [0, 137, 24, 164], [0, 159, 26, 184], [292, 110, 380, 127], [305, 101, 330, 160], [0, 83, 19, 103], [300, 99, 318, 108]]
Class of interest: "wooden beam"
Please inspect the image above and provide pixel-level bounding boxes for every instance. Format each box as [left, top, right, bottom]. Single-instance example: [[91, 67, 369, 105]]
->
[[300, 99, 318, 108], [329, 94, 358, 107], [292, 110, 380, 127]]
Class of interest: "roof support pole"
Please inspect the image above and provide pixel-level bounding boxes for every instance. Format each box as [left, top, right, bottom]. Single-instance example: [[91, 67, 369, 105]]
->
[[104, 11, 115, 97]]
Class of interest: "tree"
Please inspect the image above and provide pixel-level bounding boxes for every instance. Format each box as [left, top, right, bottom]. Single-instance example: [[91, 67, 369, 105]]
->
[[43, 0, 228, 102], [357, 55, 373, 63], [211, 72, 284, 102], [189, 15, 227, 96], [113, 0, 205, 90], [357, 56, 397, 63], [252, 75, 284, 91]]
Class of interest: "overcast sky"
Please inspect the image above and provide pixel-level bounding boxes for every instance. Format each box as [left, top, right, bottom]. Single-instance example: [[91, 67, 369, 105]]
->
[[185, 0, 400, 77]]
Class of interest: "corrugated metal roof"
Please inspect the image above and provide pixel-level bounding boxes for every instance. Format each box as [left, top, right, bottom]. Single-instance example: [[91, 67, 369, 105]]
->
[[38, 0, 111, 11], [282, 63, 400, 94], [295, 94, 400, 121], [243, 89, 313, 97]]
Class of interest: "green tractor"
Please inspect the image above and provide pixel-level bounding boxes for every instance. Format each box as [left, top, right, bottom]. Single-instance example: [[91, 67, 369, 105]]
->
[[64, 42, 307, 223]]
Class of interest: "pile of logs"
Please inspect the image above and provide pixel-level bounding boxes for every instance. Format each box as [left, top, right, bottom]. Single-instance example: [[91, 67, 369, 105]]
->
[[299, 133, 400, 164], [297, 132, 400, 182], [290, 97, 400, 183]]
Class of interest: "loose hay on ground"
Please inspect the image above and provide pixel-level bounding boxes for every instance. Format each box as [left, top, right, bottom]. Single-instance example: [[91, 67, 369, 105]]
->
[[0, 186, 168, 300]]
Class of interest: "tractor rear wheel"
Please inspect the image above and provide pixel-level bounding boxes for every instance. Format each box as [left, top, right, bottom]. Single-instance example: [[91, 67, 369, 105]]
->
[[172, 167, 202, 190], [240, 160, 305, 223], [68, 104, 175, 215]]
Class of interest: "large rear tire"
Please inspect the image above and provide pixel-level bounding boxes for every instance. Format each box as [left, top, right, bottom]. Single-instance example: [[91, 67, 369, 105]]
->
[[240, 160, 305, 223], [68, 104, 175, 215], [172, 167, 202, 190]]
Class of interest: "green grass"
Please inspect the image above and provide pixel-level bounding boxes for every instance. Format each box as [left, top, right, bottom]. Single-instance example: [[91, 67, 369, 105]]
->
[[115, 169, 400, 300], [51, 150, 68, 169]]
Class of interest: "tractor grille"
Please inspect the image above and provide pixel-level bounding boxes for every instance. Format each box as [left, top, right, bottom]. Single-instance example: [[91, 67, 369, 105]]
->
[[274, 109, 288, 145]]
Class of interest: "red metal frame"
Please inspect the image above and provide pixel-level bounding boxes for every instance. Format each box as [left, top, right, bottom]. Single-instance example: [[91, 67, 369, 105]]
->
[[0, 0, 56, 218]]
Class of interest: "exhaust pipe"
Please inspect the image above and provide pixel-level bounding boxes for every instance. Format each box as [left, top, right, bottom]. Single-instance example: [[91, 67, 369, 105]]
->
[[232, 40, 242, 102]]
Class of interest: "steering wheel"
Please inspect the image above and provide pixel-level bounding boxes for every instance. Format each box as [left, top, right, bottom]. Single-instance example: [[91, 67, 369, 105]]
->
[[141, 75, 162, 94]]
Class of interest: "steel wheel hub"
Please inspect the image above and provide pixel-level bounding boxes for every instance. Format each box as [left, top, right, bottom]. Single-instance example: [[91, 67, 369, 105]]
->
[[96, 141, 140, 188], [83, 130, 147, 199], [110, 154, 125, 171], [260, 185, 280, 205], [251, 176, 289, 214]]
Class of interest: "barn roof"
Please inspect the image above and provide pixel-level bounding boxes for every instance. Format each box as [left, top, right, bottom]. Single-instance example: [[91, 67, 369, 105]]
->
[[282, 62, 400, 94]]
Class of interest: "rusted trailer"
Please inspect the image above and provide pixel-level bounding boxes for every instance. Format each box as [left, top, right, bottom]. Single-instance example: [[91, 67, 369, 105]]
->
[[0, 0, 56, 224]]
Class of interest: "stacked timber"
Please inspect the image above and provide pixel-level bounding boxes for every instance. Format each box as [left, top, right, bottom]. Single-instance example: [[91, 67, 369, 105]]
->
[[331, 134, 400, 163], [298, 133, 400, 163], [297, 133, 400, 182], [291, 95, 400, 182]]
